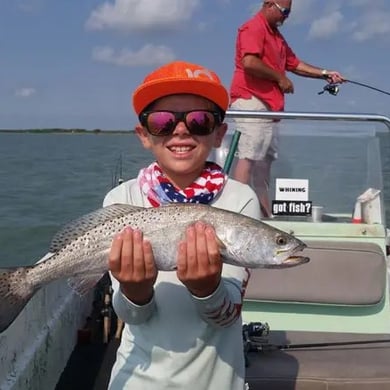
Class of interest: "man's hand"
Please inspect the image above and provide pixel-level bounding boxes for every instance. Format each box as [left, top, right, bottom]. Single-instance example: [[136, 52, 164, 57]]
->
[[324, 70, 345, 84], [277, 75, 294, 93]]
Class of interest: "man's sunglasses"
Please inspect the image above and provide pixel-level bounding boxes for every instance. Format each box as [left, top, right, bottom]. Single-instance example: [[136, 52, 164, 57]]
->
[[139, 110, 222, 136], [272, 1, 291, 18]]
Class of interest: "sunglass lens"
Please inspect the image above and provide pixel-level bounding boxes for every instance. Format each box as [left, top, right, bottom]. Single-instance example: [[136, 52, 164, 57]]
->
[[146, 112, 176, 135], [186, 111, 216, 135]]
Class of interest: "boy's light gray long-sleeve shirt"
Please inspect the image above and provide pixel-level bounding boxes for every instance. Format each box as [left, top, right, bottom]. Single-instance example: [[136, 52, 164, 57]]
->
[[104, 178, 261, 390]]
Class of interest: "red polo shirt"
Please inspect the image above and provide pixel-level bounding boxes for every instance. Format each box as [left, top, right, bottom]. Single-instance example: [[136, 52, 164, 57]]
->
[[230, 12, 300, 111]]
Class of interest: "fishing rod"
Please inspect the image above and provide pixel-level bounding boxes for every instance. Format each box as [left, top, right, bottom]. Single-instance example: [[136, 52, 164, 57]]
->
[[318, 79, 390, 97], [111, 153, 124, 188], [250, 338, 390, 352], [242, 322, 390, 366]]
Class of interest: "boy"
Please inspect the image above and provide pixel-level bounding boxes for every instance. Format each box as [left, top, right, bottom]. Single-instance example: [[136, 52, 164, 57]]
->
[[104, 60, 261, 389]]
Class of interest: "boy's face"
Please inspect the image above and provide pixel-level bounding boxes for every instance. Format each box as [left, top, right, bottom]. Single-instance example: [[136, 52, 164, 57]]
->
[[135, 94, 227, 188]]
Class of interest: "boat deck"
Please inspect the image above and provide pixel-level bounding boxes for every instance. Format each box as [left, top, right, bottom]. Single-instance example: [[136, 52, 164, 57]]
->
[[56, 324, 390, 390], [56, 317, 119, 390], [56, 274, 120, 390]]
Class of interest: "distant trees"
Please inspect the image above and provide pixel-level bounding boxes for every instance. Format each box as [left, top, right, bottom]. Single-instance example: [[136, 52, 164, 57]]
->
[[0, 128, 132, 134]]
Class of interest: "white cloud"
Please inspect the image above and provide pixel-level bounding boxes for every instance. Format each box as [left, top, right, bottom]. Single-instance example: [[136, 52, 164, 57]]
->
[[292, 0, 390, 43], [15, 88, 36, 98], [308, 10, 343, 40], [351, 11, 390, 42], [92, 44, 176, 66], [85, 0, 200, 32], [288, 0, 318, 24]]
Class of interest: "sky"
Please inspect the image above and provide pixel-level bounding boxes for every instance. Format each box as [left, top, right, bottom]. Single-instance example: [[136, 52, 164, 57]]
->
[[1, 0, 390, 130]]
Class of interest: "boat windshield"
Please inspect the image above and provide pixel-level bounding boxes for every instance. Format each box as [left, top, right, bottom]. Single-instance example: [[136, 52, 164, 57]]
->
[[210, 112, 390, 225]]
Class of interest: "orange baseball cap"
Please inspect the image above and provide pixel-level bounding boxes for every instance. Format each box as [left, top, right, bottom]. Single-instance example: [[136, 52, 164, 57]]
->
[[132, 60, 229, 115]]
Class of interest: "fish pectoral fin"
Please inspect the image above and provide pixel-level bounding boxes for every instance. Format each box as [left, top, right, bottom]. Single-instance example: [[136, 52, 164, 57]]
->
[[68, 273, 105, 296]]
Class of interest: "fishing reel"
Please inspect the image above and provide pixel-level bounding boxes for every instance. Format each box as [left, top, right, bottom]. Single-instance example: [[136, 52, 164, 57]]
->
[[243, 322, 270, 339], [318, 83, 340, 96], [242, 322, 270, 366], [318, 79, 390, 97]]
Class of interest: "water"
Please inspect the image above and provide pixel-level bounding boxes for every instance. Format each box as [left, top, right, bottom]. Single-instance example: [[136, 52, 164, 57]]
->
[[0, 133, 152, 266], [1, 130, 390, 267]]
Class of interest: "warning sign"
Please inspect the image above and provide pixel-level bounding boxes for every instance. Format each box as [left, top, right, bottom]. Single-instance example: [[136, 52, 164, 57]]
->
[[275, 178, 309, 201], [273, 178, 311, 216]]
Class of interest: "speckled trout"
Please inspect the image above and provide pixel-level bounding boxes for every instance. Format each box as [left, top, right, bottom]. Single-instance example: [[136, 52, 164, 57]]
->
[[0, 203, 308, 332]]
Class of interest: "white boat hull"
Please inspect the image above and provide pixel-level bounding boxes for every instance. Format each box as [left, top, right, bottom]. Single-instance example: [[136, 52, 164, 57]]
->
[[0, 280, 92, 390]]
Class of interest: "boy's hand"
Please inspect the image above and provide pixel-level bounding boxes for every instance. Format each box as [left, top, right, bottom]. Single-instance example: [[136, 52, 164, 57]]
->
[[176, 222, 223, 297], [109, 227, 157, 305]]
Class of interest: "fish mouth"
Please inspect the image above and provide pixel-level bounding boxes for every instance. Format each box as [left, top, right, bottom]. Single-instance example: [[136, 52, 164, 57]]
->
[[265, 254, 309, 269], [276, 243, 309, 268], [281, 255, 310, 267]]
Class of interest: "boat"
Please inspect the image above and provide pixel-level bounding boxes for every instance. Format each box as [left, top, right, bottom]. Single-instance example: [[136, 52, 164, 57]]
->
[[1, 110, 390, 390], [221, 110, 390, 389]]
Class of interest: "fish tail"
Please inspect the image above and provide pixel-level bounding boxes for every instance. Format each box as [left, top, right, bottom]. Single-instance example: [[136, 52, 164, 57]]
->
[[0, 266, 37, 333]]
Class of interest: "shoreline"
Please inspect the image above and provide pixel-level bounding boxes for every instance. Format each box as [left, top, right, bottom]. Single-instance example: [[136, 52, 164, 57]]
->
[[0, 129, 133, 134]]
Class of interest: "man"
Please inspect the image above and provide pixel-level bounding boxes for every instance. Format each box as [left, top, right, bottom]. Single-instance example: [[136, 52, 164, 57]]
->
[[230, 0, 345, 216]]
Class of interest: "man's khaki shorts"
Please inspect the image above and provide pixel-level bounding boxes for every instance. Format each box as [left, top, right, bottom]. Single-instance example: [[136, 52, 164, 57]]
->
[[230, 96, 278, 161]]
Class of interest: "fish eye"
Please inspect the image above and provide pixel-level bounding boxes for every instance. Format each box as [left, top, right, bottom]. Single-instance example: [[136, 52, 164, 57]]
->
[[275, 234, 287, 246]]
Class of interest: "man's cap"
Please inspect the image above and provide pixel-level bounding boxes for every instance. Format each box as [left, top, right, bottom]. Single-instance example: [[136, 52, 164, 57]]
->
[[132, 61, 229, 115]]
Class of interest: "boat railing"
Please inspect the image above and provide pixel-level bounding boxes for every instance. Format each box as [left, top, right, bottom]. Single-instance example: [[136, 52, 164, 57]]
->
[[215, 110, 390, 227], [221, 110, 390, 176], [225, 110, 390, 129]]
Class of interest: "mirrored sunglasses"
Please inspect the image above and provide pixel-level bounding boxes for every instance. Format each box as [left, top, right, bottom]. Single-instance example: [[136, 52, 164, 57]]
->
[[139, 110, 222, 136]]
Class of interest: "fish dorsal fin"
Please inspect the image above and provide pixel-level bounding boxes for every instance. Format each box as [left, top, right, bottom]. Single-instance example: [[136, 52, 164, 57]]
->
[[49, 203, 143, 252]]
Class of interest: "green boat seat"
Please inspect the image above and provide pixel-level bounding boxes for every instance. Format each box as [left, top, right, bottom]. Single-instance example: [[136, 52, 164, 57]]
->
[[245, 241, 386, 306]]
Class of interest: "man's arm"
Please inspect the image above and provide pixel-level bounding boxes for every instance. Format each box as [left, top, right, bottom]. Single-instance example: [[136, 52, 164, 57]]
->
[[292, 61, 345, 84], [242, 54, 294, 93]]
